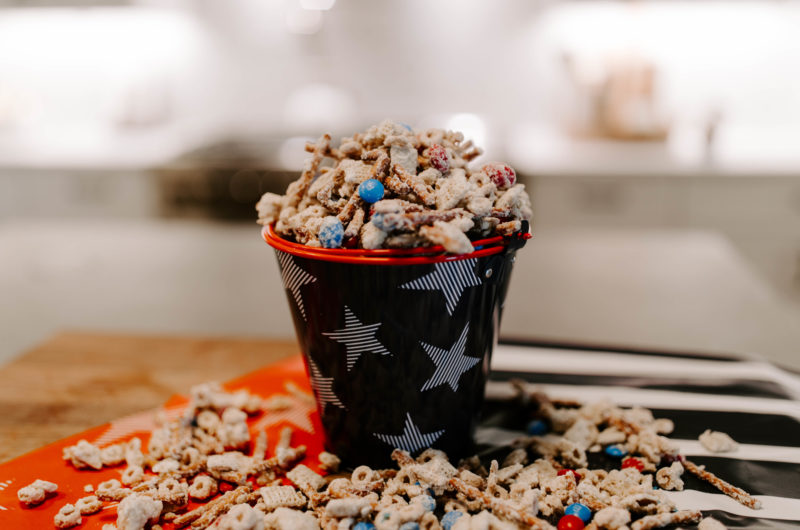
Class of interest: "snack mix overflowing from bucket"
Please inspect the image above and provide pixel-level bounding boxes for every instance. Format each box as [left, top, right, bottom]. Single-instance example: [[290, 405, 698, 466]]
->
[[256, 120, 532, 254]]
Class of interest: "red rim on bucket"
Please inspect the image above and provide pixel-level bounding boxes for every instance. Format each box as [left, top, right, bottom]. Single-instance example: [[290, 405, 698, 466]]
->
[[262, 224, 531, 265]]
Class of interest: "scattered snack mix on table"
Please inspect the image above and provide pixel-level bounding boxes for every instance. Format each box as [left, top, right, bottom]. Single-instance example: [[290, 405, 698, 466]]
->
[[17, 380, 759, 529]]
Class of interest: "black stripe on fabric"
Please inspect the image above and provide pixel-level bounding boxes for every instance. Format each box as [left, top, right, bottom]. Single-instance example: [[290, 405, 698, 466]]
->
[[480, 400, 531, 431], [482, 401, 800, 449], [489, 370, 795, 400], [696, 511, 800, 529], [683, 456, 800, 499], [649, 409, 800, 448], [499, 337, 747, 362]]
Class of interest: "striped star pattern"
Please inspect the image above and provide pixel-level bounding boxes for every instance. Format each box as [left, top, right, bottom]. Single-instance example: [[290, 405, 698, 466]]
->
[[373, 413, 445, 454], [92, 404, 186, 447], [251, 395, 316, 434], [399, 258, 482, 315], [308, 359, 346, 411], [420, 323, 480, 392], [276, 252, 317, 321], [322, 306, 390, 370]]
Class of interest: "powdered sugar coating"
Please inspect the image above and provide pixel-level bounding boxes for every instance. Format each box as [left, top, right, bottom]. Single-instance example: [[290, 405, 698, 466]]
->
[[17, 479, 58, 507], [257, 120, 531, 253], [698, 517, 728, 530], [54, 503, 82, 528], [427, 144, 450, 174], [699, 429, 739, 453], [655, 461, 684, 491], [482, 163, 516, 190], [116, 493, 162, 530], [63, 439, 103, 470]]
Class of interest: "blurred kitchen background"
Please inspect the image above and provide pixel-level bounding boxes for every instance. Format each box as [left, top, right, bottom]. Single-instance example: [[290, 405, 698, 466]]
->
[[2, 0, 800, 369]]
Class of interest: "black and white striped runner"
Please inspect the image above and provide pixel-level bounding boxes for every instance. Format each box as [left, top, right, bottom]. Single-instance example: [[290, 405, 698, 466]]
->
[[483, 342, 800, 528]]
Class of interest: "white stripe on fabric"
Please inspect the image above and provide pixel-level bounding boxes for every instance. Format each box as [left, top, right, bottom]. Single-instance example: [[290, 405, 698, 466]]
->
[[491, 345, 800, 399], [484, 382, 800, 420], [475, 427, 800, 464], [675, 440, 800, 464], [664, 490, 800, 521]]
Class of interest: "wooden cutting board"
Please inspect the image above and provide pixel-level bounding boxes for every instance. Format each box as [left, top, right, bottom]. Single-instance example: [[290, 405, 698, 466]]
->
[[0, 331, 298, 463]]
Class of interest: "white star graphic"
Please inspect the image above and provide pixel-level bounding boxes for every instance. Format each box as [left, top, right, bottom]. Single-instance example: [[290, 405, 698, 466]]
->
[[399, 258, 482, 315], [276, 252, 317, 321], [92, 405, 186, 447], [252, 395, 316, 434], [322, 306, 391, 370], [420, 323, 480, 392], [307, 359, 346, 411], [374, 413, 445, 454]]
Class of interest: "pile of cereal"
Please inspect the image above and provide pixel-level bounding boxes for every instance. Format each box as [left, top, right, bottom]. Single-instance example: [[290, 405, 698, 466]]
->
[[256, 120, 532, 254], [20, 382, 756, 530]]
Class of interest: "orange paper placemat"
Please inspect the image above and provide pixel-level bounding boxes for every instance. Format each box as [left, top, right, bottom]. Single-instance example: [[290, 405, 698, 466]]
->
[[0, 355, 323, 529]]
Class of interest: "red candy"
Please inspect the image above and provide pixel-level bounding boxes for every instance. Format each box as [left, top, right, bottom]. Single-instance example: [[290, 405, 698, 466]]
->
[[557, 469, 582, 481], [557, 514, 585, 530], [622, 457, 645, 471], [482, 162, 516, 189], [428, 144, 449, 174]]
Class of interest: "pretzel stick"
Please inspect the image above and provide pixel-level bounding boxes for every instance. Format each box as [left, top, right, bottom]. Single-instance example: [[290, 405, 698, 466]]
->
[[286, 133, 331, 208], [173, 485, 251, 528], [391, 164, 435, 206], [343, 207, 365, 241], [683, 459, 761, 509], [631, 509, 702, 530], [316, 166, 347, 212], [173, 486, 242, 527]]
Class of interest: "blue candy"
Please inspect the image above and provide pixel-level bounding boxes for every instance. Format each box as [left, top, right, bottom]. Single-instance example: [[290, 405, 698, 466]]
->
[[318, 216, 344, 248], [442, 510, 464, 530], [398, 122, 413, 132], [526, 419, 548, 436], [399, 523, 420, 530], [353, 523, 375, 530], [358, 178, 385, 204], [370, 212, 390, 231], [605, 445, 628, 458], [565, 502, 592, 523], [416, 494, 436, 512]]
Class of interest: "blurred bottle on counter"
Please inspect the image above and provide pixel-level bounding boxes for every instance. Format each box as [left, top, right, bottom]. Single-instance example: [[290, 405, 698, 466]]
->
[[561, 51, 670, 141]]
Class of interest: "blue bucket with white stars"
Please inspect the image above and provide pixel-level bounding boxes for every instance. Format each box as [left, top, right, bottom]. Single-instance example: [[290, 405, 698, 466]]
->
[[264, 224, 528, 466]]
